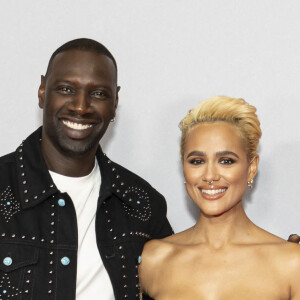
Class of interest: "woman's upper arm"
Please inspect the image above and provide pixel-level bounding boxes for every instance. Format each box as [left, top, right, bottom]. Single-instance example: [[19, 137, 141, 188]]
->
[[139, 239, 170, 297], [139, 240, 160, 294]]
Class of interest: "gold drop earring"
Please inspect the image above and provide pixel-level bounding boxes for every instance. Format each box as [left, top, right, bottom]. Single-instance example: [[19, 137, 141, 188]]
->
[[247, 179, 254, 189]]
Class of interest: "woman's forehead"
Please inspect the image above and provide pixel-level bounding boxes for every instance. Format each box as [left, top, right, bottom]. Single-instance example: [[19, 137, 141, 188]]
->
[[185, 122, 246, 153]]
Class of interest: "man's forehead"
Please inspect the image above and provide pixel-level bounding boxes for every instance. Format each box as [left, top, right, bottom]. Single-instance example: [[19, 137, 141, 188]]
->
[[46, 50, 117, 80], [51, 49, 115, 67]]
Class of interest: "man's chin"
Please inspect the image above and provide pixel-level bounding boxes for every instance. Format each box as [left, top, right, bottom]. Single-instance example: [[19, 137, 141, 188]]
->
[[60, 124, 96, 141], [57, 139, 98, 158], [50, 126, 105, 157]]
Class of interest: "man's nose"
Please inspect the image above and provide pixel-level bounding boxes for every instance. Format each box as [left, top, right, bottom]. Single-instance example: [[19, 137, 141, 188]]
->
[[68, 91, 92, 115]]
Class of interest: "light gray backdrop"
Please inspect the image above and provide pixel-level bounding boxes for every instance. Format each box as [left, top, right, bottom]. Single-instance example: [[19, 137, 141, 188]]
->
[[1, 0, 299, 238]]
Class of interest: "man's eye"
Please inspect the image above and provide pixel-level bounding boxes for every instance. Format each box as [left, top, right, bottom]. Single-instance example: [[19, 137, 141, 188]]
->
[[58, 87, 73, 94], [189, 158, 204, 165], [91, 90, 106, 98], [219, 158, 235, 165]]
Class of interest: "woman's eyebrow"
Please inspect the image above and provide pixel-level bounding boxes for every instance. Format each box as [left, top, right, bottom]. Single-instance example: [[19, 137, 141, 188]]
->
[[186, 150, 240, 159], [186, 151, 206, 158], [215, 151, 240, 159]]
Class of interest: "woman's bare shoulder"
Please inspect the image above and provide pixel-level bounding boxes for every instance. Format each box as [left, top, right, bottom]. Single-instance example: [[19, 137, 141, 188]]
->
[[265, 241, 300, 286], [278, 243, 300, 298], [254, 227, 300, 255], [141, 237, 176, 263], [253, 225, 286, 243], [140, 231, 191, 271], [280, 242, 300, 262]]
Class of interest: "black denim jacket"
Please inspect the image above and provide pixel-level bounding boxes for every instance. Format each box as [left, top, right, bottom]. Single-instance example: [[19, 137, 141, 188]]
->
[[0, 127, 173, 300]]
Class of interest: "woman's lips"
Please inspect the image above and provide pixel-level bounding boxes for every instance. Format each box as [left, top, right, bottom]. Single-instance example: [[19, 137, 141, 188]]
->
[[199, 187, 228, 200]]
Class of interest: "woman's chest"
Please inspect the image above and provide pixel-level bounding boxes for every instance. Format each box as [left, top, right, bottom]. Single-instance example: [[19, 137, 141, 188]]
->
[[153, 247, 290, 300]]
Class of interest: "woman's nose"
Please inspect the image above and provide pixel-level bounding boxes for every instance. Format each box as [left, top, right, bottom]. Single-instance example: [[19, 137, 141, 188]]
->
[[202, 163, 219, 183]]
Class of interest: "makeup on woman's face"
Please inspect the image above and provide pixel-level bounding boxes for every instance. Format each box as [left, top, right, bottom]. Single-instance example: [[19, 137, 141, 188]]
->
[[183, 122, 255, 217]]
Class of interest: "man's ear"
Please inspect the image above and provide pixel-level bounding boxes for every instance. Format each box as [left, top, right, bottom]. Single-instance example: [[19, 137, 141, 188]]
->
[[248, 155, 259, 181], [38, 75, 46, 109], [115, 86, 120, 110], [112, 86, 120, 119]]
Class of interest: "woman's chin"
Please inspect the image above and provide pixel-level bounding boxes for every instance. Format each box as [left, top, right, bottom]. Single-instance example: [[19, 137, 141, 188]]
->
[[197, 202, 230, 218]]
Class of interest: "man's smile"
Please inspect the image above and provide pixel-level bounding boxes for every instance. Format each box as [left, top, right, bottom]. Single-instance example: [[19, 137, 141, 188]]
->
[[62, 119, 93, 130], [58, 117, 99, 140]]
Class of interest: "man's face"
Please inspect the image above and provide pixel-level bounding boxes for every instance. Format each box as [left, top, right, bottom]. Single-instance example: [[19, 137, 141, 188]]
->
[[38, 50, 119, 157]]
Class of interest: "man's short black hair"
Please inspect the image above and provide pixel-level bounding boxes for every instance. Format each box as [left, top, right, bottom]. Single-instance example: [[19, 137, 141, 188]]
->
[[45, 38, 117, 78]]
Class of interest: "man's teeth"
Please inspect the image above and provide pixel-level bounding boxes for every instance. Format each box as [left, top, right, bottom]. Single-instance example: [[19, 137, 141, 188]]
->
[[62, 120, 92, 130], [201, 188, 226, 195]]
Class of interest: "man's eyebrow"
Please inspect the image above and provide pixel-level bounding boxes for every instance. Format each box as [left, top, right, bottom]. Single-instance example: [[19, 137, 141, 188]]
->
[[52, 79, 112, 90], [186, 151, 206, 158], [215, 151, 240, 159], [53, 79, 74, 85]]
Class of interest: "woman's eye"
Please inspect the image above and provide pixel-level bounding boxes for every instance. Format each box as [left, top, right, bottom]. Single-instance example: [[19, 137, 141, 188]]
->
[[189, 158, 204, 165], [220, 158, 235, 165]]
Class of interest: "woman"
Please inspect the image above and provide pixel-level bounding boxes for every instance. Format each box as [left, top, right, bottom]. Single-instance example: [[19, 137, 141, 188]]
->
[[139, 96, 300, 299]]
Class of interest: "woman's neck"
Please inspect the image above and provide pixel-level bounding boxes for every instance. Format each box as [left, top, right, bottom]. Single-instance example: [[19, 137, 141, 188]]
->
[[192, 201, 255, 249]]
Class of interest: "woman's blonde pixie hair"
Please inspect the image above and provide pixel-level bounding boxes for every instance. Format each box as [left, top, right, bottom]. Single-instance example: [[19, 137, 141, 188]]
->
[[179, 96, 262, 162]]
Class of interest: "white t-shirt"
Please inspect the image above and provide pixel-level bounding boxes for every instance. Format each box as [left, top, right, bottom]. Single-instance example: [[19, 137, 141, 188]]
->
[[49, 161, 114, 299]]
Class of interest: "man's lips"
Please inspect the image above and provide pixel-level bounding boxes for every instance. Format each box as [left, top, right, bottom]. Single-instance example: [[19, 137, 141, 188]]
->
[[60, 118, 96, 131], [58, 117, 99, 140]]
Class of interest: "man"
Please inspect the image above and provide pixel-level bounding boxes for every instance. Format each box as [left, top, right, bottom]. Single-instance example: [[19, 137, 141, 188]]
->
[[0, 38, 172, 299]]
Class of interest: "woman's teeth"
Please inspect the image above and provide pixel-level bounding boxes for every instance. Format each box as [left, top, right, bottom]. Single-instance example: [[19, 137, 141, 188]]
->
[[201, 188, 227, 195]]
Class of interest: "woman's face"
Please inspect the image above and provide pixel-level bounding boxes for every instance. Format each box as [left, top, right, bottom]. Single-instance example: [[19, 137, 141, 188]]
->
[[183, 122, 258, 217]]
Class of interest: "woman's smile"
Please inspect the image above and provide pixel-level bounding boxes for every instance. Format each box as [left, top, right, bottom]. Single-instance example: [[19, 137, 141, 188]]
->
[[199, 187, 228, 200]]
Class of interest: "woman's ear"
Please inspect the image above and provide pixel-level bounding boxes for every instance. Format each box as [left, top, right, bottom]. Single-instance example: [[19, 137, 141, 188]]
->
[[248, 155, 259, 181]]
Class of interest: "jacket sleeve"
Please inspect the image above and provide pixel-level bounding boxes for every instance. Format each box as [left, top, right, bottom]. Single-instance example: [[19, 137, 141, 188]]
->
[[152, 194, 174, 239], [142, 292, 155, 300], [154, 216, 173, 238]]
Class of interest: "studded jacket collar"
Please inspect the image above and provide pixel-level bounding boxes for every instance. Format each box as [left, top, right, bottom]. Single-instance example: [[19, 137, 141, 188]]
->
[[0, 127, 173, 299]]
